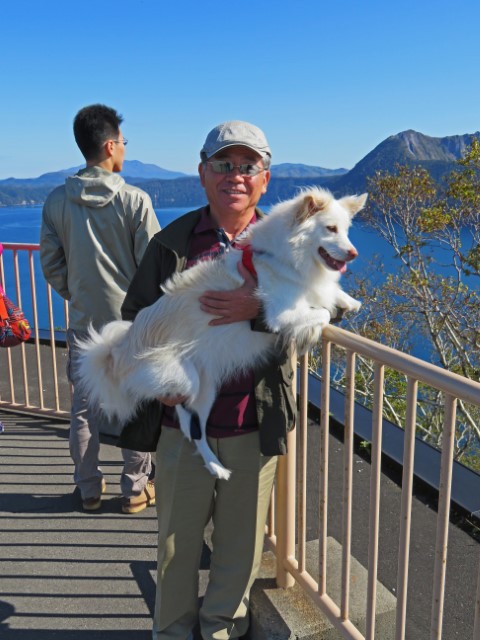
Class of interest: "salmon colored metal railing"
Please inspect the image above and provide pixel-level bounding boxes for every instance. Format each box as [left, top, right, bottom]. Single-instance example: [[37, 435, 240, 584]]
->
[[0, 242, 70, 419], [2, 243, 480, 639], [268, 326, 480, 640]]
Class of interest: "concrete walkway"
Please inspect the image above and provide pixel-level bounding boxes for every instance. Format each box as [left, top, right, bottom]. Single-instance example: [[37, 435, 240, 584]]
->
[[0, 410, 158, 639], [0, 409, 478, 639]]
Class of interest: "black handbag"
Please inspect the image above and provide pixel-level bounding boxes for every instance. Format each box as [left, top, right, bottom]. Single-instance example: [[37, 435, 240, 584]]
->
[[116, 400, 163, 452]]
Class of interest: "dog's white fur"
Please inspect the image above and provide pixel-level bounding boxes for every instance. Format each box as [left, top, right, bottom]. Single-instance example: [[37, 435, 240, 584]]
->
[[78, 187, 367, 480]]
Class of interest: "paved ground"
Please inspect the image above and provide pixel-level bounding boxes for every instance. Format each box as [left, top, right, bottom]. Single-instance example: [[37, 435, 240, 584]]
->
[[0, 411, 158, 639], [302, 418, 480, 639], [0, 408, 479, 639]]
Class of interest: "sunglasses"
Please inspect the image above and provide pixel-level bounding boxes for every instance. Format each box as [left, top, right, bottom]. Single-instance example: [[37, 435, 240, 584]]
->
[[207, 160, 264, 177]]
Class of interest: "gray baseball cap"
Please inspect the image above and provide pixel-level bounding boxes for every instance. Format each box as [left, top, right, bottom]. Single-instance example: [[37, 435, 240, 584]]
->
[[200, 120, 272, 160]]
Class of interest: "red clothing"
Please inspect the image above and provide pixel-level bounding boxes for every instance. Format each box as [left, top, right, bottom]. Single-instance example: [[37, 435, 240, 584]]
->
[[162, 209, 258, 437]]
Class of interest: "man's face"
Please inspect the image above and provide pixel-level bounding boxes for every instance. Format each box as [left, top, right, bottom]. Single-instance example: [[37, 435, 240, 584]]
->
[[198, 145, 270, 219], [111, 128, 126, 173]]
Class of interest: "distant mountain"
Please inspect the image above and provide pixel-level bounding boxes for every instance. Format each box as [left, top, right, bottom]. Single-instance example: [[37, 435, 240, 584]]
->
[[0, 161, 343, 206], [1, 131, 479, 206], [0, 166, 82, 186], [334, 129, 480, 193], [270, 163, 347, 178], [0, 160, 190, 206], [122, 160, 188, 181], [134, 131, 480, 206], [0, 160, 188, 189], [130, 175, 331, 208]]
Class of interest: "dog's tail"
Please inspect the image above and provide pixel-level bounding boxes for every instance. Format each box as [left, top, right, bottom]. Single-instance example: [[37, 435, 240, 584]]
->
[[77, 321, 133, 422]]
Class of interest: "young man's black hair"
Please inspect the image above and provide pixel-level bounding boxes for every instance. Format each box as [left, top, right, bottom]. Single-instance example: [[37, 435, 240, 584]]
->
[[73, 104, 123, 161]]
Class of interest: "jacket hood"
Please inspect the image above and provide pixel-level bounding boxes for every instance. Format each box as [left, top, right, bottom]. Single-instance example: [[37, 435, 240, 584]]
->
[[65, 166, 125, 207]]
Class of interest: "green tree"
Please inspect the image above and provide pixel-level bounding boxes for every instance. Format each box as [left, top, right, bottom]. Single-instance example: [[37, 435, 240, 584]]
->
[[331, 149, 480, 467]]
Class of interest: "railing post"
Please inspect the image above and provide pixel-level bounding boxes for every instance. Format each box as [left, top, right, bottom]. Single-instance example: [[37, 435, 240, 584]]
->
[[430, 394, 457, 640], [275, 346, 297, 589], [366, 362, 385, 640], [0, 243, 70, 419], [474, 550, 480, 639], [319, 336, 331, 595], [297, 353, 309, 573], [395, 377, 418, 640], [341, 349, 356, 620]]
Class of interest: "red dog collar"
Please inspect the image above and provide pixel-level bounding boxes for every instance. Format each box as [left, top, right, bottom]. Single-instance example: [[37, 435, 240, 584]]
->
[[241, 244, 257, 277]]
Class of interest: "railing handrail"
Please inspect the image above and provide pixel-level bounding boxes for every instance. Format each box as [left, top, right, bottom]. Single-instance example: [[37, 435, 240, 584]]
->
[[3, 242, 477, 400], [270, 326, 480, 640], [0, 241, 70, 419], [324, 324, 480, 405], [1, 242, 40, 251]]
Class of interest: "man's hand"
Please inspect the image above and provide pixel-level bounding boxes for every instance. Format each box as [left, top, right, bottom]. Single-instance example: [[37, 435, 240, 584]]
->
[[199, 261, 260, 326]]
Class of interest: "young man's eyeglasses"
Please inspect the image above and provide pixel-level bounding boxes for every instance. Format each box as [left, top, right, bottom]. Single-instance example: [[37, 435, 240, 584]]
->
[[207, 160, 264, 177], [112, 138, 128, 146]]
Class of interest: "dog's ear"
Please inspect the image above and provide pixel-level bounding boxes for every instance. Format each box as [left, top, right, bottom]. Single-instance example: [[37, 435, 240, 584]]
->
[[296, 193, 329, 223], [339, 193, 368, 218]]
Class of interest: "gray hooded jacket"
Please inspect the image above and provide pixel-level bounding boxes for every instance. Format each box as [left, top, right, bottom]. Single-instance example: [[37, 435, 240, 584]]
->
[[40, 166, 160, 331]]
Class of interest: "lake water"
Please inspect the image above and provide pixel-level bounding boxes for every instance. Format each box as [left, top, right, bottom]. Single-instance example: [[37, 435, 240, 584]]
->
[[0, 204, 388, 329], [0, 204, 475, 359], [0, 206, 193, 334]]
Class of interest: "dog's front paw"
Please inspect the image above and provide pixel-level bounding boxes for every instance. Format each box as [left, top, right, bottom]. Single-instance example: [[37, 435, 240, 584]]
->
[[335, 290, 362, 314], [346, 298, 362, 312]]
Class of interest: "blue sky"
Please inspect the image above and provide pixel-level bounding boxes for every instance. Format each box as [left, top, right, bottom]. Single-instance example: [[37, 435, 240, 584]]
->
[[2, 0, 479, 178]]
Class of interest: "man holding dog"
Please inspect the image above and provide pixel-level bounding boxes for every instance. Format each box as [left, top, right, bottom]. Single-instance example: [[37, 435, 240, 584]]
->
[[120, 121, 296, 640], [40, 104, 160, 513]]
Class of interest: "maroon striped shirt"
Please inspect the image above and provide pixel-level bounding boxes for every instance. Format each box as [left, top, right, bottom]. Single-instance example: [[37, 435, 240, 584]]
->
[[162, 208, 258, 437]]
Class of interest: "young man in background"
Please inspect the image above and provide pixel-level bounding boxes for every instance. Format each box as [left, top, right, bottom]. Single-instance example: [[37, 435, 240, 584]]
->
[[40, 104, 160, 513]]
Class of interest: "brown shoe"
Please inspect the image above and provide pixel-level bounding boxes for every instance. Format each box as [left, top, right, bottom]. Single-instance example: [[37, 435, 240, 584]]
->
[[82, 478, 107, 511], [121, 480, 155, 514]]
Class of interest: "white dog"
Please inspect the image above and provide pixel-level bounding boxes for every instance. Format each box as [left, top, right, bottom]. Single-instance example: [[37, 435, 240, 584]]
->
[[78, 187, 366, 479]]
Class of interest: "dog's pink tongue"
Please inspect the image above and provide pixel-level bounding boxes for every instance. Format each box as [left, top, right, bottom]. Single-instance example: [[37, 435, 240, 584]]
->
[[340, 263, 347, 274]]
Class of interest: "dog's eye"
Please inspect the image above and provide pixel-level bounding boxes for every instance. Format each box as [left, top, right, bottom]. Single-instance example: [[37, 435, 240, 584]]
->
[[327, 225, 338, 233]]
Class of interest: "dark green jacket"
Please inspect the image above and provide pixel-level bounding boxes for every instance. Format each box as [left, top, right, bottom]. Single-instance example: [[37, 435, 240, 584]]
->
[[117, 206, 296, 456]]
